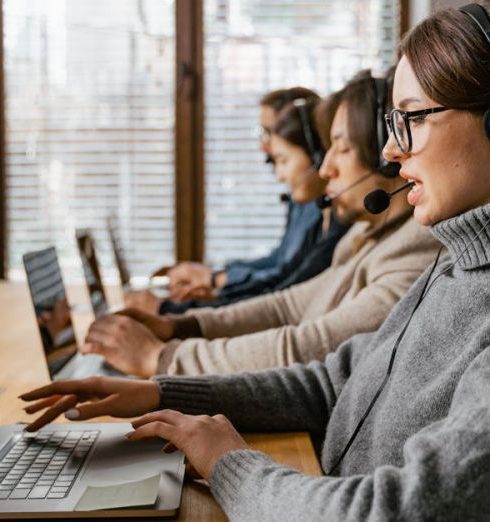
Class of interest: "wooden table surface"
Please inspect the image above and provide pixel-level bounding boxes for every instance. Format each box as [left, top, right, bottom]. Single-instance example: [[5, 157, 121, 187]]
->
[[0, 281, 321, 520]]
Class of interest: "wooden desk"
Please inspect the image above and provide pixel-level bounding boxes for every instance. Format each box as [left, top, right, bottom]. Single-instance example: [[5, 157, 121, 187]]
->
[[0, 281, 322, 520]]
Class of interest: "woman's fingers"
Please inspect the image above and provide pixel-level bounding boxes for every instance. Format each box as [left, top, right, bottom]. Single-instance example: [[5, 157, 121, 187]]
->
[[64, 394, 122, 421], [19, 378, 95, 402], [132, 409, 183, 429], [20, 377, 119, 406], [25, 394, 79, 432], [127, 420, 175, 442], [23, 395, 62, 414]]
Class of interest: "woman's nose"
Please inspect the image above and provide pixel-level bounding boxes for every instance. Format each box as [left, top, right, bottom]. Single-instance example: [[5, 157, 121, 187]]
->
[[319, 150, 335, 180], [383, 132, 406, 164]]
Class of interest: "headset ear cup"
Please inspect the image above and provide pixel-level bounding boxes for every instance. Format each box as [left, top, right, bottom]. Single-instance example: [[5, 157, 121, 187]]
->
[[484, 109, 490, 141]]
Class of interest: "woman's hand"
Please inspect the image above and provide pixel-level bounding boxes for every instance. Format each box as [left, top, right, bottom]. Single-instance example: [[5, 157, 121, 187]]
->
[[167, 262, 212, 294], [128, 410, 249, 480], [82, 314, 165, 377], [115, 308, 175, 341], [123, 290, 163, 314], [19, 377, 160, 432]]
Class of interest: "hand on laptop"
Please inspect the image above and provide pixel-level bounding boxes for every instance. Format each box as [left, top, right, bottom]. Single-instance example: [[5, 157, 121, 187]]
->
[[128, 409, 249, 480], [19, 377, 160, 432], [169, 283, 216, 302], [124, 289, 163, 314], [115, 308, 175, 341], [167, 262, 212, 289], [81, 314, 164, 377]]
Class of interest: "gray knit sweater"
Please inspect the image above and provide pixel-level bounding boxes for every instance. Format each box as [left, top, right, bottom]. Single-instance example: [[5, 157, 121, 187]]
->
[[154, 203, 490, 521]]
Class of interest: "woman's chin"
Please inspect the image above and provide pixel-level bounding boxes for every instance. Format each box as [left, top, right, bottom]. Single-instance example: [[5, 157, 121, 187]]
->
[[413, 206, 439, 227]]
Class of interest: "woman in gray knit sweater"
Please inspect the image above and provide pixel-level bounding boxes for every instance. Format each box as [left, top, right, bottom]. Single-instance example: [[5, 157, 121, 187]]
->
[[21, 3, 490, 520]]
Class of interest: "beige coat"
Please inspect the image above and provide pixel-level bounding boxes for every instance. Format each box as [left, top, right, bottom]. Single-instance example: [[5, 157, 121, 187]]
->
[[161, 211, 441, 376]]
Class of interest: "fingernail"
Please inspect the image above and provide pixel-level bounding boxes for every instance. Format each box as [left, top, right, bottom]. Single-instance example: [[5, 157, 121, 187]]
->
[[125, 431, 134, 439], [64, 409, 80, 420]]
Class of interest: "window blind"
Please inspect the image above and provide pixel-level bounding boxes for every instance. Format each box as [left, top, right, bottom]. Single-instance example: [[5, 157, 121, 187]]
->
[[203, 0, 400, 266], [5, 0, 175, 280]]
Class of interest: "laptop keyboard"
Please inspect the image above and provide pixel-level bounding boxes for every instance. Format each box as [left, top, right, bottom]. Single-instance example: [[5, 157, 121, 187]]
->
[[0, 430, 99, 501]]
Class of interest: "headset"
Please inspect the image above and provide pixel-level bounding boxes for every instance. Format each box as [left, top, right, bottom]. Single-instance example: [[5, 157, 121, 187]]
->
[[373, 77, 401, 177], [317, 73, 399, 209], [292, 98, 326, 170], [460, 3, 490, 141]]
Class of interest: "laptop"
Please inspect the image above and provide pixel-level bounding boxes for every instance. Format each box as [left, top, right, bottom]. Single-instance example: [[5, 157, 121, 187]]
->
[[75, 230, 109, 318], [22, 247, 124, 381], [107, 218, 169, 297], [0, 422, 185, 518]]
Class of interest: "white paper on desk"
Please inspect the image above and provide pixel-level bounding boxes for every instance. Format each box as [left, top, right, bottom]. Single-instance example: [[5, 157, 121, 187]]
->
[[74, 473, 160, 512]]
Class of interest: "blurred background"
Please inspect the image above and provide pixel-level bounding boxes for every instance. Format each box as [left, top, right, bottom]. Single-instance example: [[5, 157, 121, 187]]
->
[[0, 0, 465, 281]]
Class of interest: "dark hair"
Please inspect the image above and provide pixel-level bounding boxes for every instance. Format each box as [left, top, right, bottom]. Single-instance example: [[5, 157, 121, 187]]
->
[[314, 68, 395, 172], [400, 2, 490, 111], [272, 97, 324, 160], [260, 87, 319, 114]]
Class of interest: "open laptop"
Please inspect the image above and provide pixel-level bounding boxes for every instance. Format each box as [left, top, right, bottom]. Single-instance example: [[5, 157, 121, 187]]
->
[[107, 218, 169, 297], [75, 230, 109, 318], [23, 246, 124, 381], [0, 422, 185, 518]]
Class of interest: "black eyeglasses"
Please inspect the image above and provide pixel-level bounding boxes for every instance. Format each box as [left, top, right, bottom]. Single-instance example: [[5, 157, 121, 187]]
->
[[384, 107, 450, 153]]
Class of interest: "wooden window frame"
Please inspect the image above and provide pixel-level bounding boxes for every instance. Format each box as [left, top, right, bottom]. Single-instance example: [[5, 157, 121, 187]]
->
[[174, 0, 205, 262]]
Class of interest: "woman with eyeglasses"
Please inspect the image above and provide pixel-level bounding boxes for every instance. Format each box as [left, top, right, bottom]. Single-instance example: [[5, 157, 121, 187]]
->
[[20, 3, 490, 520]]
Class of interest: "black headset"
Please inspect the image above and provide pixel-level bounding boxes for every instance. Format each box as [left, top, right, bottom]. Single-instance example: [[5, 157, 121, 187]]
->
[[460, 3, 490, 141], [373, 77, 401, 177], [292, 98, 326, 170]]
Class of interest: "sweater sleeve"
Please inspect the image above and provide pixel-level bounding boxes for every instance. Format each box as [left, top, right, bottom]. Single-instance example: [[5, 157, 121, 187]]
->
[[165, 268, 421, 375], [208, 346, 490, 522], [153, 360, 340, 434], [188, 271, 327, 340]]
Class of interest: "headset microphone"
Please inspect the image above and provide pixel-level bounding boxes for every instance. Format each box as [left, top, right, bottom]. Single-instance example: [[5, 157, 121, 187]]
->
[[316, 172, 375, 209], [364, 181, 414, 214], [279, 193, 290, 203]]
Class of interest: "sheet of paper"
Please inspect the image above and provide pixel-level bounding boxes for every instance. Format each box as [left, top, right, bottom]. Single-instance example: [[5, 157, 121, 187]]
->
[[74, 473, 160, 512]]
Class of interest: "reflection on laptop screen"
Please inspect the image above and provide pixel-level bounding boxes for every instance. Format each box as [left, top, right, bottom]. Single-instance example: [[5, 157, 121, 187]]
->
[[23, 247, 77, 379], [76, 231, 108, 318]]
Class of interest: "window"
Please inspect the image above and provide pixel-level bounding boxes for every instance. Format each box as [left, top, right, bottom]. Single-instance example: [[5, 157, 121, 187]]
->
[[2, 0, 402, 278], [203, 0, 400, 265], [4, 0, 175, 279]]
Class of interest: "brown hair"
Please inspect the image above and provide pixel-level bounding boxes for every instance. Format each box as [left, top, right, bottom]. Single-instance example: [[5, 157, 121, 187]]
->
[[400, 2, 490, 111], [314, 68, 395, 172], [273, 97, 324, 160], [260, 87, 319, 114]]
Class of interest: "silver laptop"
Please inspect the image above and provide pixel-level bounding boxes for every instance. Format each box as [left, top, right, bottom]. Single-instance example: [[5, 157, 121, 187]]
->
[[23, 246, 123, 381], [75, 230, 109, 319], [0, 422, 185, 518]]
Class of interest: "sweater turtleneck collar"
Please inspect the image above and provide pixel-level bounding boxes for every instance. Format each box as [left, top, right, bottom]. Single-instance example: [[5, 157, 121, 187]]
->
[[431, 203, 490, 270]]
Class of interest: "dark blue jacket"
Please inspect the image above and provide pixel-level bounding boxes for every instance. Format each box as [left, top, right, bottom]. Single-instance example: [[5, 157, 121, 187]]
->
[[159, 200, 350, 314]]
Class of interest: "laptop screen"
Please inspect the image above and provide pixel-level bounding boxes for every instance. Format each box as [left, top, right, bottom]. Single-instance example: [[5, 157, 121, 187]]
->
[[23, 247, 77, 379], [107, 218, 131, 289], [76, 231, 108, 318]]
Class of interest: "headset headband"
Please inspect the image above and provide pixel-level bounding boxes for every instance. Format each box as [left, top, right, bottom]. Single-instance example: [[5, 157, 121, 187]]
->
[[292, 98, 325, 170], [460, 3, 490, 44]]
